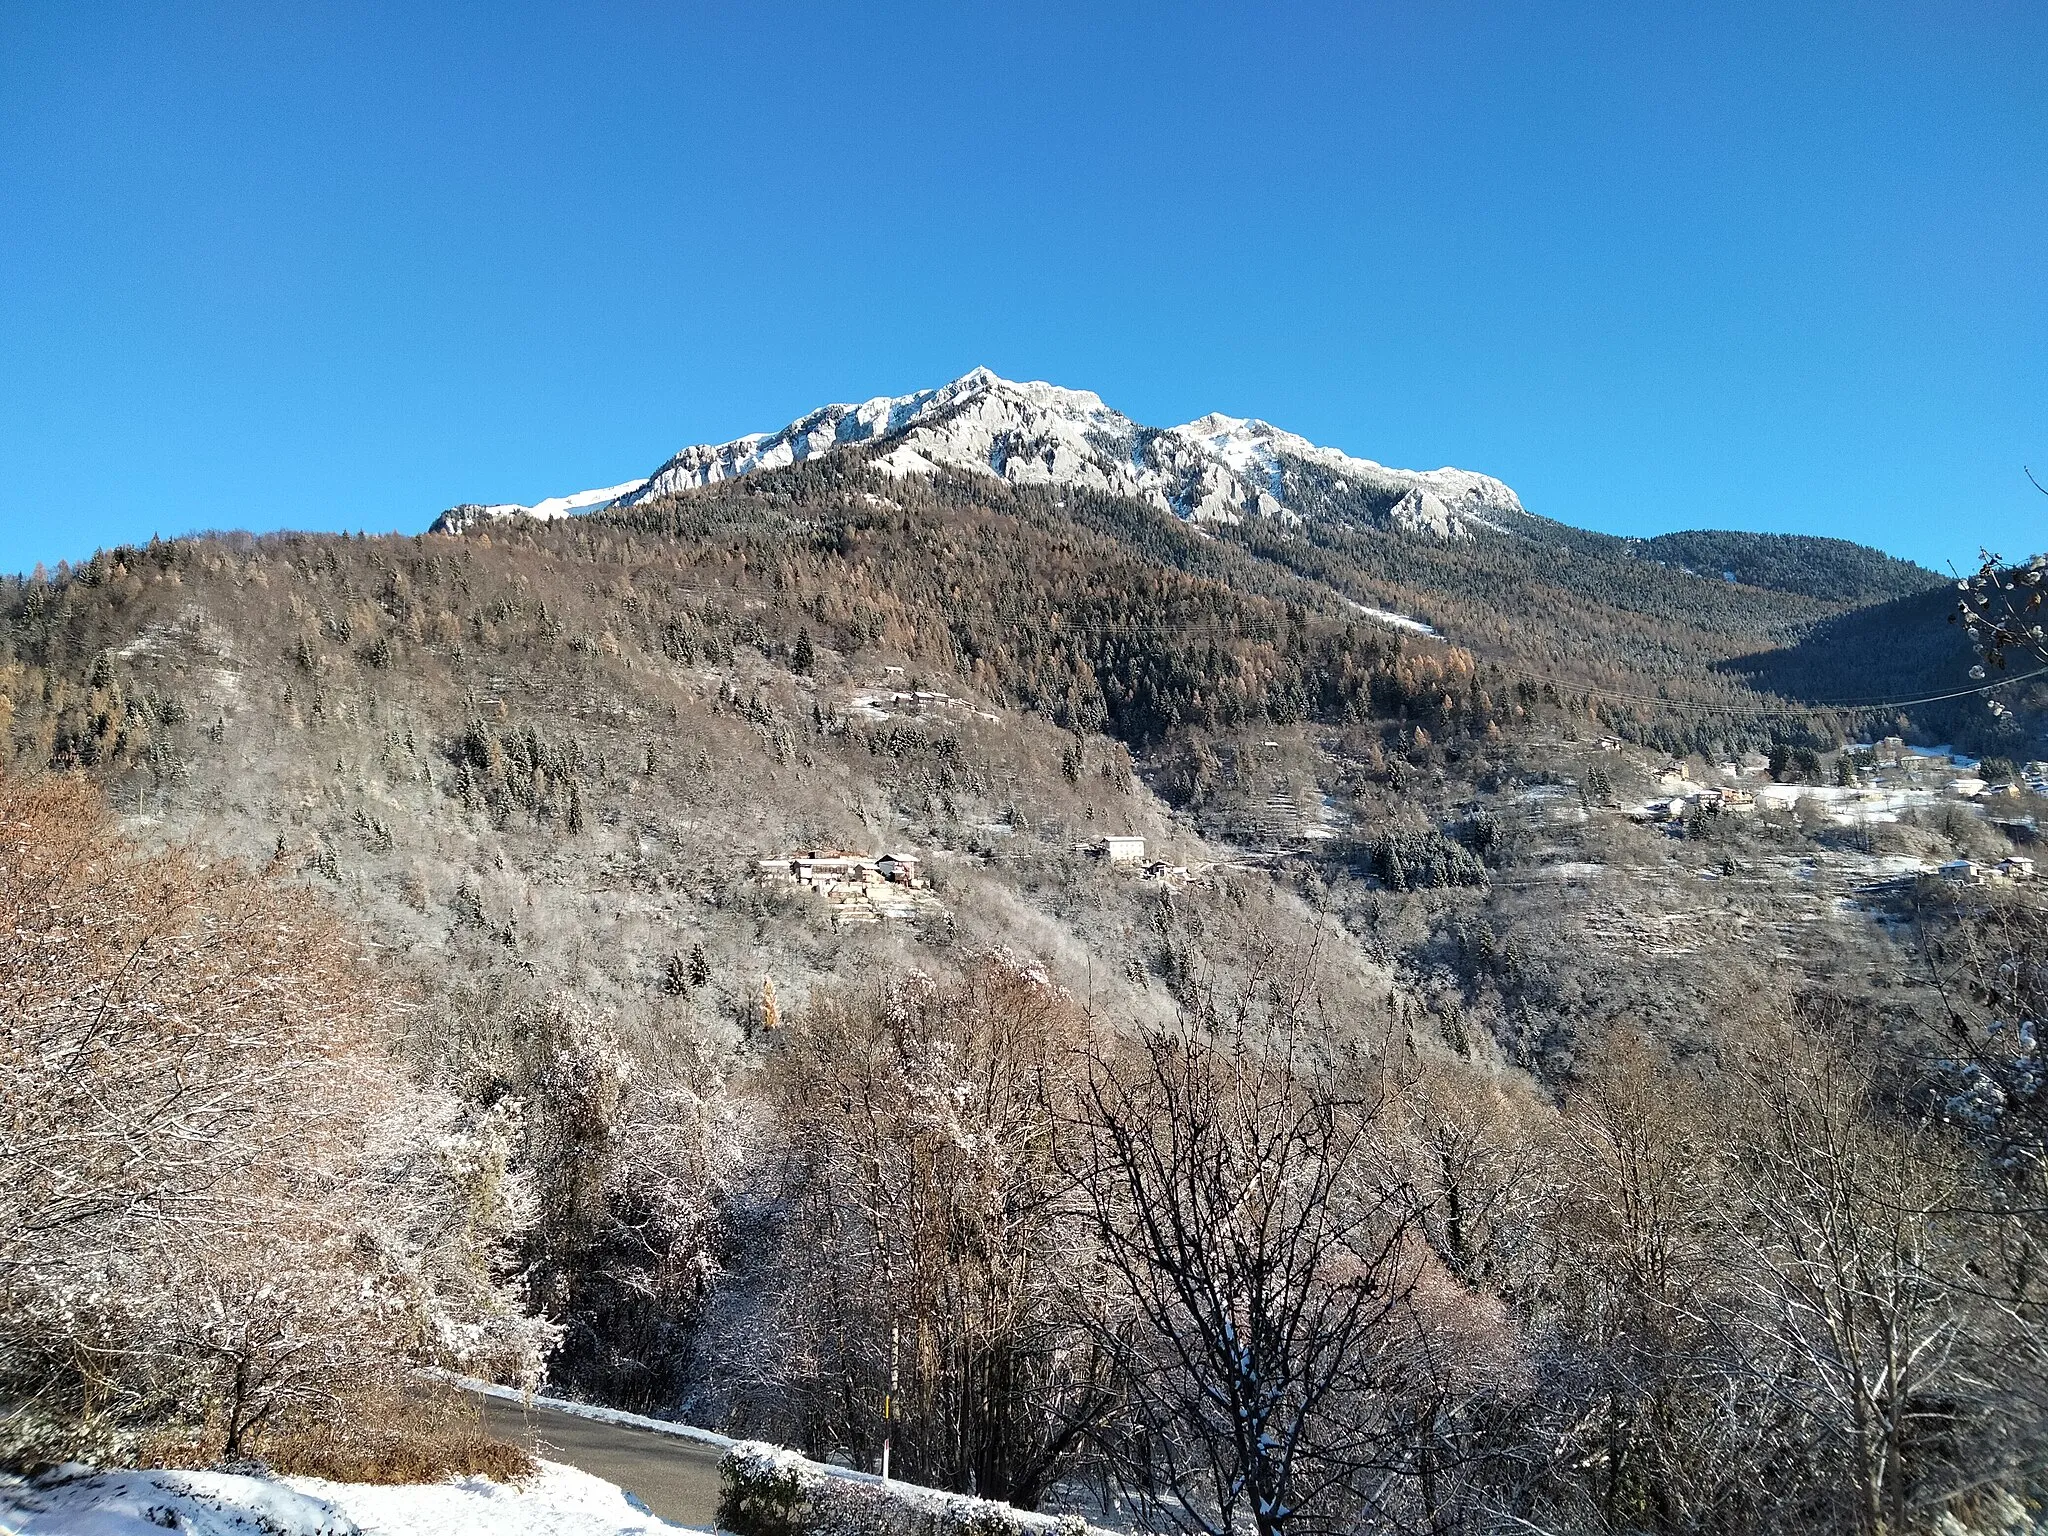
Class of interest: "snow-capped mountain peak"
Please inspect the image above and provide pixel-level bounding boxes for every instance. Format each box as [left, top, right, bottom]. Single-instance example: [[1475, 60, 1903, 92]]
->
[[432, 370, 1525, 539], [1174, 413, 1317, 472], [1166, 412, 1523, 531]]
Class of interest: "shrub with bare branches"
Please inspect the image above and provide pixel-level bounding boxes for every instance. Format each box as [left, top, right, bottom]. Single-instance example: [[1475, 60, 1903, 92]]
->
[[1061, 1009, 1500, 1536], [0, 772, 549, 1465]]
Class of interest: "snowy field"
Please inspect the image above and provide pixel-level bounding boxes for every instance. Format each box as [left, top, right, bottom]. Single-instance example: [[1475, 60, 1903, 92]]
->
[[0, 1459, 696, 1536]]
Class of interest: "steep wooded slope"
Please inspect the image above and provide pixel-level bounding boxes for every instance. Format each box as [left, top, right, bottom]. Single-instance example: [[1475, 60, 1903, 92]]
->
[[594, 458, 1984, 760]]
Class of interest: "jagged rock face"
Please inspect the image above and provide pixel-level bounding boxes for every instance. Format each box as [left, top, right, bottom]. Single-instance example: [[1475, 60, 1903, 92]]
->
[[1171, 413, 1524, 533], [630, 373, 990, 500], [431, 368, 1524, 538], [1386, 486, 1461, 538], [432, 504, 492, 537]]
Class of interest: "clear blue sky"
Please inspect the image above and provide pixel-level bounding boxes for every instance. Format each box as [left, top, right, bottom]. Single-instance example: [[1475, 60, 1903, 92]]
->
[[2, 2, 2042, 577]]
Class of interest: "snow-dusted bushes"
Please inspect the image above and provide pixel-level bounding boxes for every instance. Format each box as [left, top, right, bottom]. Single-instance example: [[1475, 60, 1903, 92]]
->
[[717, 1440, 1099, 1536], [0, 773, 551, 1467], [506, 999, 741, 1410]]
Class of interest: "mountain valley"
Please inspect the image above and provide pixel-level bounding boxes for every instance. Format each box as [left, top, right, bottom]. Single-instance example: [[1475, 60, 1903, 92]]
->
[[10, 370, 2047, 1531]]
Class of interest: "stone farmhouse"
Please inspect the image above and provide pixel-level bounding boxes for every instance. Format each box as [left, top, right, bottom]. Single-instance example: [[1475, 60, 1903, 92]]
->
[[758, 849, 941, 925]]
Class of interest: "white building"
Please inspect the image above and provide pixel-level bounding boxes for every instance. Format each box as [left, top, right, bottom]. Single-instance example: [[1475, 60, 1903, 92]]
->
[[875, 853, 923, 885], [1101, 835, 1147, 863]]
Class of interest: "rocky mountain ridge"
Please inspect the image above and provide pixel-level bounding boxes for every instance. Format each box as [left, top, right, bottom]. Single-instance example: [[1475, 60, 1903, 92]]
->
[[433, 368, 1526, 539]]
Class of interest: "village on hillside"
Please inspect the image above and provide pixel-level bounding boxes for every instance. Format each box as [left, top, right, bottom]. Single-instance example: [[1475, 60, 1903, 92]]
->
[[1617, 734, 2043, 886]]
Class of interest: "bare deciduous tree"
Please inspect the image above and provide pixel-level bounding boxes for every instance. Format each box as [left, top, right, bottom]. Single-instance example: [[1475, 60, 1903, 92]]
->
[[1729, 1024, 1976, 1536], [1062, 1014, 1427, 1536]]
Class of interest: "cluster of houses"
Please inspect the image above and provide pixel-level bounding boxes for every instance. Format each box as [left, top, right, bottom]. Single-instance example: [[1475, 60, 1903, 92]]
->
[[1692, 785, 1758, 811], [1632, 775, 1758, 827], [1848, 741, 2046, 806], [757, 849, 942, 925], [1937, 855, 2036, 885], [1618, 737, 2048, 835], [1081, 833, 1219, 886]]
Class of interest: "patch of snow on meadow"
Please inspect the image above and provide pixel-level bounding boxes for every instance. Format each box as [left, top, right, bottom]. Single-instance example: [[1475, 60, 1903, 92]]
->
[[1, 1460, 684, 1536]]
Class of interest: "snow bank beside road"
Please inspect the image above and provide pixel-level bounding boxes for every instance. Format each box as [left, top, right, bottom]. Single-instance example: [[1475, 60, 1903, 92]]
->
[[0, 1459, 686, 1536], [301, 1462, 687, 1535], [0, 1466, 357, 1536], [719, 1440, 1105, 1536]]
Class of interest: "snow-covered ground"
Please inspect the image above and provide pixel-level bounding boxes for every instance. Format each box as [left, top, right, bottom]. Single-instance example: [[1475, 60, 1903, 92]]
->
[[1910, 744, 1981, 771], [0, 1459, 692, 1536], [1752, 780, 1958, 825], [844, 685, 999, 724], [1342, 599, 1439, 637]]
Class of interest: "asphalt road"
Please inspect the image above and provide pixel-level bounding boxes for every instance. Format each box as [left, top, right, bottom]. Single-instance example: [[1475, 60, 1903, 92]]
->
[[464, 1390, 728, 1529]]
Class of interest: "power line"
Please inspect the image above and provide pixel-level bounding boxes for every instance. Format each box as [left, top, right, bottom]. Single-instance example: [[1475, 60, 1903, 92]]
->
[[1481, 661, 2048, 717]]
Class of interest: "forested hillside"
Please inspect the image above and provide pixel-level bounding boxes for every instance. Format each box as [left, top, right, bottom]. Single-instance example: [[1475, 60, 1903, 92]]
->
[[598, 453, 1991, 759], [1635, 526, 1937, 602], [1729, 582, 2041, 744], [7, 458, 2048, 1534]]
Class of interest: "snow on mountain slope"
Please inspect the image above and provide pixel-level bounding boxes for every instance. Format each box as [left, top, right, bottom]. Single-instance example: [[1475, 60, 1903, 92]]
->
[[1172, 413, 1522, 530], [431, 369, 1524, 539], [631, 368, 1010, 500], [433, 480, 649, 536]]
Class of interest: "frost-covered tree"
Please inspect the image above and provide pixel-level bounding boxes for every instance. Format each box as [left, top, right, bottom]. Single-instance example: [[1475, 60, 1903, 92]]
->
[[739, 954, 1111, 1507], [514, 999, 739, 1410], [0, 772, 551, 1464]]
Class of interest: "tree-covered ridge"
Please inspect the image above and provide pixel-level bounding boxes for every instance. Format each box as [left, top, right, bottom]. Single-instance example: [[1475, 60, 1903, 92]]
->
[[1470, 507, 1938, 604], [598, 455, 2003, 759], [0, 445, 1999, 784], [604, 465, 1503, 752], [1634, 528, 1939, 603], [1724, 583, 2041, 750]]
